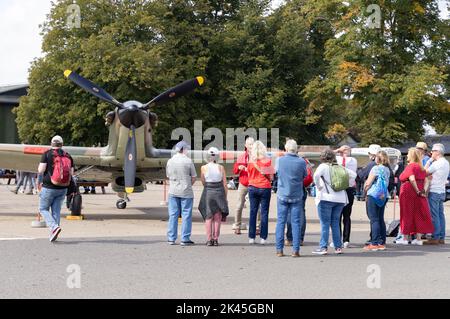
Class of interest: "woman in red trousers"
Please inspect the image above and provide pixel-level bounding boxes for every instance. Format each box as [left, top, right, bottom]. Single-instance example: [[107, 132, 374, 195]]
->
[[399, 148, 433, 245]]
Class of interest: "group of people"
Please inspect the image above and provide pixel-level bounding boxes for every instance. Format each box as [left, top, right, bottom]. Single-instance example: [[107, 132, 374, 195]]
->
[[165, 138, 449, 258], [24, 133, 448, 252]]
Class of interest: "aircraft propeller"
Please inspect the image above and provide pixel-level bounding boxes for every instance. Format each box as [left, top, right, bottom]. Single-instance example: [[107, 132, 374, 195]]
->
[[64, 70, 205, 194]]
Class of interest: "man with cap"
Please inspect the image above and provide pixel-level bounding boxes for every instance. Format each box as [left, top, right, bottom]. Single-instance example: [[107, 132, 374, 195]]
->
[[358, 144, 381, 190], [424, 143, 449, 245], [416, 141, 431, 166], [166, 141, 197, 246], [37, 135, 74, 242]]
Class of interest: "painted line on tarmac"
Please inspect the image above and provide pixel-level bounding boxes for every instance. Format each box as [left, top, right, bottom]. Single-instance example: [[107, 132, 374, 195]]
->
[[0, 238, 35, 241]]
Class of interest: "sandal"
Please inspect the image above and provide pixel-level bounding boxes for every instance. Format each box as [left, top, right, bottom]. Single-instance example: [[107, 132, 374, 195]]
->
[[234, 228, 241, 235]]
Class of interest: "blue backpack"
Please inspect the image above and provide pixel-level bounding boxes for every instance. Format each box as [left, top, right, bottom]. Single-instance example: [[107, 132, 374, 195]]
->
[[369, 165, 388, 207]]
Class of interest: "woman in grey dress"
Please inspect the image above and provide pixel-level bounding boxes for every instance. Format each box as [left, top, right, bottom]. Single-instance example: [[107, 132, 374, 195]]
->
[[199, 147, 229, 246]]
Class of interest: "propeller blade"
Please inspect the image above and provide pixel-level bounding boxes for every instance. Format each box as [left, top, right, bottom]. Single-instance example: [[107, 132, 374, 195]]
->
[[142, 76, 205, 109], [64, 70, 123, 108], [124, 125, 137, 194]]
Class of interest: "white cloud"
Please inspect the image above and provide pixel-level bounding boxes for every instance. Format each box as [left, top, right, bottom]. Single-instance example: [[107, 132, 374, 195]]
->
[[0, 0, 52, 86]]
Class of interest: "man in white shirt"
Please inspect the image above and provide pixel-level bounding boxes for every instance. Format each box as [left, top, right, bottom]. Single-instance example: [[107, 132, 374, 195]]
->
[[425, 143, 449, 245], [334, 145, 358, 248]]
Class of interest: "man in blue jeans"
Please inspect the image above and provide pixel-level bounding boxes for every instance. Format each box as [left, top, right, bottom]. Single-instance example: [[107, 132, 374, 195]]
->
[[425, 144, 449, 245], [275, 139, 307, 257], [37, 136, 74, 242], [166, 141, 197, 246]]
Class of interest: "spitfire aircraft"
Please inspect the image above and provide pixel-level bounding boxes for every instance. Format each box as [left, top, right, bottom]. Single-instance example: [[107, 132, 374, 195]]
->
[[0, 70, 401, 213]]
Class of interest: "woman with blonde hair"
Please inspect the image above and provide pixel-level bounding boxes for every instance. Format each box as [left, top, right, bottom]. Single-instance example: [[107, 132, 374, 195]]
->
[[247, 141, 274, 244], [399, 148, 433, 245], [364, 151, 391, 251]]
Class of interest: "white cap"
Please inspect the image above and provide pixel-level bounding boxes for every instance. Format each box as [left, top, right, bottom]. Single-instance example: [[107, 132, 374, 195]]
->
[[207, 147, 220, 157], [51, 135, 63, 145], [368, 144, 381, 155], [432, 143, 445, 154]]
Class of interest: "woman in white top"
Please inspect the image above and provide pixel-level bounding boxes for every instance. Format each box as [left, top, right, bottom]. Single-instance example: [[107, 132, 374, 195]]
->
[[199, 147, 229, 246], [312, 150, 356, 255]]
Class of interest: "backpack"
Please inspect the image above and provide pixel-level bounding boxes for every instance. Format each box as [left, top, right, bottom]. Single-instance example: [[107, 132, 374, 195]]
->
[[368, 165, 388, 207], [324, 163, 349, 192], [303, 166, 313, 188], [50, 150, 72, 186]]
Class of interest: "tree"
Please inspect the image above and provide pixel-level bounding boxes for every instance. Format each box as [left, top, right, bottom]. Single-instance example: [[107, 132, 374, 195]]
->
[[302, 0, 450, 145]]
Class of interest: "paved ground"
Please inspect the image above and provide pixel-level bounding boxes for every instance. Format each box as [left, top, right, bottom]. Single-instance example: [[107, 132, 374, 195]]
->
[[0, 182, 449, 299]]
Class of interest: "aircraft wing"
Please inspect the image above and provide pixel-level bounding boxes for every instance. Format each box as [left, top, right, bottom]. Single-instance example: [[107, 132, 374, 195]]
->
[[0, 143, 104, 173]]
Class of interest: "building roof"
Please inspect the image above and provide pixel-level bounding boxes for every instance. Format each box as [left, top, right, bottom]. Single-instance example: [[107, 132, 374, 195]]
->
[[0, 84, 28, 105], [394, 135, 450, 155]]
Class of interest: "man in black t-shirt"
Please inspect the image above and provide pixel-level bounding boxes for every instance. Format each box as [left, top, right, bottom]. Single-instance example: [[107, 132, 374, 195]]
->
[[37, 135, 74, 242]]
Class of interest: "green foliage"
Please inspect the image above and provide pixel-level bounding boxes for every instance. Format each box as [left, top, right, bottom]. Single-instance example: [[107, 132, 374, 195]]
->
[[16, 0, 449, 148]]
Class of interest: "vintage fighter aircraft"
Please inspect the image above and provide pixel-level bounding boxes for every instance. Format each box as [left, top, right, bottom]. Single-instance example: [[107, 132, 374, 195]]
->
[[0, 70, 401, 213]]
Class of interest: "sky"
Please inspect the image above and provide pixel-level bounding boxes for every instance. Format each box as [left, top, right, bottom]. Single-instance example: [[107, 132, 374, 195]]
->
[[0, 0, 447, 87]]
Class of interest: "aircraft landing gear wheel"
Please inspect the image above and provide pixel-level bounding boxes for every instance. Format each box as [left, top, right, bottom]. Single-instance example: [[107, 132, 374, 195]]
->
[[116, 199, 127, 209]]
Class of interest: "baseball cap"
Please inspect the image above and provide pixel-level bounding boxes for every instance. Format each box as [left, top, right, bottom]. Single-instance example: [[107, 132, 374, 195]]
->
[[431, 143, 445, 154], [416, 142, 427, 150], [51, 135, 63, 145], [175, 141, 190, 152], [368, 144, 381, 155]]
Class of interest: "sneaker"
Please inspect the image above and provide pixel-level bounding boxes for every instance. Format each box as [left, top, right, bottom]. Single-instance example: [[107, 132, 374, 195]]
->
[[335, 248, 343, 254], [213, 240, 219, 246], [260, 239, 267, 245], [206, 240, 213, 246], [291, 252, 300, 258], [284, 240, 292, 246], [393, 238, 410, 245], [363, 244, 379, 251], [10, 187, 18, 194], [167, 240, 176, 245], [249, 238, 255, 244], [276, 251, 284, 257], [312, 248, 328, 255], [330, 242, 335, 248], [180, 240, 195, 246], [232, 224, 240, 230], [50, 227, 61, 242], [411, 239, 423, 246], [377, 245, 386, 251], [234, 228, 241, 235], [343, 242, 350, 248]]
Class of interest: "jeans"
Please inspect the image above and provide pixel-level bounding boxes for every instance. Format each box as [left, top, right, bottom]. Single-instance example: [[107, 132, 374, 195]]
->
[[39, 187, 67, 232], [428, 192, 446, 240], [366, 196, 387, 245], [167, 195, 193, 242], [317, 200, 345, 249], [276, 197, 304, 253], [286, 190, 307, 243], [248, 186, 271, 240]]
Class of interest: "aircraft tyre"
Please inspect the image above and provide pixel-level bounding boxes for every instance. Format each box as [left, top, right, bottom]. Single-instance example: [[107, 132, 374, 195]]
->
[[116, 199, 127, 209]]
